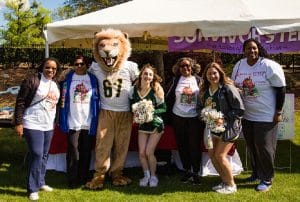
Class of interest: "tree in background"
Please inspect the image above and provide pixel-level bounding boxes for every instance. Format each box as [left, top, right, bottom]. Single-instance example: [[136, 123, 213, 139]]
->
[[3, 0, 52, 45], [57, 0, 130, 19]]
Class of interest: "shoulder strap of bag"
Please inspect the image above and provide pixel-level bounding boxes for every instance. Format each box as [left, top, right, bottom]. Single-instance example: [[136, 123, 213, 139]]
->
[[29, 82, 52, 107]]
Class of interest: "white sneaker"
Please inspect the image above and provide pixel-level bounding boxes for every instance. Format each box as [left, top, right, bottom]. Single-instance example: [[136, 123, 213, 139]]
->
[[215, 184, 237, 194], [139, 176, 150, 187], [149, 176, 159, 187], [212, 182, 225, 191], [40, 185, 53, 192], [29, 192, 39, 200]]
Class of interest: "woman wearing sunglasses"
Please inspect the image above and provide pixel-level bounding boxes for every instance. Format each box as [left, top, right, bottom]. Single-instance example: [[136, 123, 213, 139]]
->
[[165, 57, 204, 185], [59, 55, 99, 188]]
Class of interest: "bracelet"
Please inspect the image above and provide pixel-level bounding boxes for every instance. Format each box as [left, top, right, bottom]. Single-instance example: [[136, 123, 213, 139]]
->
[[276, 111, 283, 115]]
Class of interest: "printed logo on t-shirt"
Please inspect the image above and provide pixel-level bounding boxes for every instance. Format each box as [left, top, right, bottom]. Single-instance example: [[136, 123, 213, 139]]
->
[[43, 91, 59, 111], [204, 97, 216, 109], [242, 77, 259, 97], [73, 82, 90, 103], [180, 86, 196, 105]]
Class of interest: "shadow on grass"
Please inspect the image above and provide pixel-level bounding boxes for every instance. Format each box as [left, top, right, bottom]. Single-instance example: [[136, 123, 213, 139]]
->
[[1, 126, 300, 197], [0, 159, 28, 196], [45, 166, 217, 195], [235, 139, 300, 173], [0, 188, 27, 197]]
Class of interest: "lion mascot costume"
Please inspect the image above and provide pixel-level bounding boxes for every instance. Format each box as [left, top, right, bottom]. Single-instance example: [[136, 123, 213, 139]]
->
[[85, 28, 139, 189]]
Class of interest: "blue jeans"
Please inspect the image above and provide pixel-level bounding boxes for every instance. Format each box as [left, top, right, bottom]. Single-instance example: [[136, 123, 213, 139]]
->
[[24, 128, 53, 193]]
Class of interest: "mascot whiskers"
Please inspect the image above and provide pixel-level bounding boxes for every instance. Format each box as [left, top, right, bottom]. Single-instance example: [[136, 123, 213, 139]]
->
[[85, 28, 139, 189]]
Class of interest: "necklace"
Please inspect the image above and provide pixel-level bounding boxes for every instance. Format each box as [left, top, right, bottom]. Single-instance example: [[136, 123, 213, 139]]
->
[[209, 86, 218, 96]]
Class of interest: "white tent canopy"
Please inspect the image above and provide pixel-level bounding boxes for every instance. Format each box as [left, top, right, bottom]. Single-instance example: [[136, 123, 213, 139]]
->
[[45, 0, 300, 48]]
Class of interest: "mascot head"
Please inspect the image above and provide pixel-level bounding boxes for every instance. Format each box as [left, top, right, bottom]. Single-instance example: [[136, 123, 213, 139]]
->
[[93, 28, 132, 73]]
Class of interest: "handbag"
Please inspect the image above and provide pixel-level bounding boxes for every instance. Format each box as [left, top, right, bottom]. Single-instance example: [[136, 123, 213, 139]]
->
[[222, 117, 242, 142], [221, 86, 243, 142]]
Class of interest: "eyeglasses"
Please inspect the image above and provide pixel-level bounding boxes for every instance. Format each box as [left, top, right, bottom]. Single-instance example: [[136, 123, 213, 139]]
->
[[45, 66, 57, 70], [74, 62, 85, 66], [180, 64, 191, 68]]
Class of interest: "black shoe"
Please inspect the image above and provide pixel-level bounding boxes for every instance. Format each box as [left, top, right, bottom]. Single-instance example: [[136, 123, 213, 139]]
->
[[245, 174, 259, 183], [192, 174, 201, 185], [68, 180, 80, 189], [68, 183, 80, 189], [180, 171, 193, 183]]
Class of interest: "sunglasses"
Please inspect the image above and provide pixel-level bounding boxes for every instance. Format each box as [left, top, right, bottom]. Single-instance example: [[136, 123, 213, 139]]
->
[[180, 64, 191, 68], [74, 62, 85, 66]]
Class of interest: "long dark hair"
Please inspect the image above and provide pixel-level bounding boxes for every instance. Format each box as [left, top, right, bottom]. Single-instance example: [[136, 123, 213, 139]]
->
[[38, 57, 61, 73], [243, 38, 269, 58]]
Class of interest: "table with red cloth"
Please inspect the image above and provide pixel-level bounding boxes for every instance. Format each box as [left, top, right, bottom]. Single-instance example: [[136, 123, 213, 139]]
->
[[47, 124, 243, 176], [49, 124, 235, 154]]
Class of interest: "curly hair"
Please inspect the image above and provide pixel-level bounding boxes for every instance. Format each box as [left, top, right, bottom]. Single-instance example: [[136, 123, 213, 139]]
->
[[200, 62, 233, 98], [135, 64, 164, 99], [172, 57, 201, 76], [243, 38, 269, 58]]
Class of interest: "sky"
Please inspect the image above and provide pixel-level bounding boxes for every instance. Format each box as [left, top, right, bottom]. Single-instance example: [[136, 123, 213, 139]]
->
[[0, 0, 63, 27]]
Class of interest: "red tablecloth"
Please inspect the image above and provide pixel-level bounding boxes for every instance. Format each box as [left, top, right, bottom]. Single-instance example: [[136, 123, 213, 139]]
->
[[49, 124, 235, 155]]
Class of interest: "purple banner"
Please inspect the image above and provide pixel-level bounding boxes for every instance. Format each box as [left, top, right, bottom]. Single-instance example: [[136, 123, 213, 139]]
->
[[168, 30, 300, 54]]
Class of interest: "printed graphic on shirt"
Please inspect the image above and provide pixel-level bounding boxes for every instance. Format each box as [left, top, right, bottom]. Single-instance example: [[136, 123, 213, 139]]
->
[[180, 86, 196, 105], [103, 78, 123, 98], [73, 82, 90, 103], [242, 77, 259, 97], [42, 91, 59, 111], [204, 97, 216, 109]]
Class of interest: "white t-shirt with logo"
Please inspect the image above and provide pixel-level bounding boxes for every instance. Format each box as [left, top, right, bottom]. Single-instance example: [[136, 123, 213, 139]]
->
[[68, 74, 92, 130], [172, 75, 199, 117], [23, 74, 60, 131], [89, 61, 139, 111], [231, 57, 286, 122]]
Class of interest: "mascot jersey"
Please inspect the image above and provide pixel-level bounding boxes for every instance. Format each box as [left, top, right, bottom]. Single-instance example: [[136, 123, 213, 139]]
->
[[89, 61, 139, 112]]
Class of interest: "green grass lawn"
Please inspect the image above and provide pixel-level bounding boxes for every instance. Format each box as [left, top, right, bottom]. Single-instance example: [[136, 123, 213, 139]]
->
[[0, 112, 299, 201]]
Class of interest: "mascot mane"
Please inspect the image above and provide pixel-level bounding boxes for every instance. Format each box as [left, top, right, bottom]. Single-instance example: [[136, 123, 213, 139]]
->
[[93, 28, 132, 73]]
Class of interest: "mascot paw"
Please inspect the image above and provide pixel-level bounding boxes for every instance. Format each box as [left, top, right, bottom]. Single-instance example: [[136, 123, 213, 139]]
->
[[112, 175, 132, 186], [85, 175, 105, 189]]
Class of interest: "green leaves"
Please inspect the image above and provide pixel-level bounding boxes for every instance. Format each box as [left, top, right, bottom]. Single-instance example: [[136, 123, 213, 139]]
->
[[2, 0, 52, 45], [57, 0, 130, 19]]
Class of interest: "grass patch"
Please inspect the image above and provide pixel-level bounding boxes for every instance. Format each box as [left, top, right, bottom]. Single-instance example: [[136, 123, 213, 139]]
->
[[0, 113, 299, 201]]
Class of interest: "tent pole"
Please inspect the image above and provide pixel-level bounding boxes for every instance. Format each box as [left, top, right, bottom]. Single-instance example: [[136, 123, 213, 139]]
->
[[45, 41, 49, 58], [250, 27, 255, 38], [43, 26, 49, 58]]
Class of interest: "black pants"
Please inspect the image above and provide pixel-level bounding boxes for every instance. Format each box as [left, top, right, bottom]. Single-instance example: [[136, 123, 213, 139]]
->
[[242, 119, 278, 182], [172, 114, 204, 173], [66, 130, 95, 185]]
